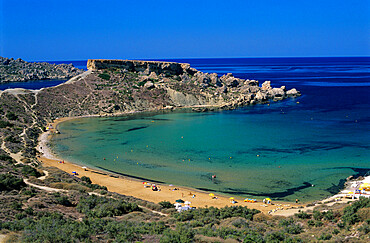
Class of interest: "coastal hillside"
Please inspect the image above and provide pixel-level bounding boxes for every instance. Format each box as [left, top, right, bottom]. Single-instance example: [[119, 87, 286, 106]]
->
[[0, 57, 83, 83], [0, 58, 300, 166], [0, 59, 369, 242], [35, 59, 300, 118]]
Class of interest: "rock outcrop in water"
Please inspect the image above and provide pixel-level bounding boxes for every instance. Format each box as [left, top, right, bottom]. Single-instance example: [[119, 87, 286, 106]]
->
[[0, 56, 83, 83]]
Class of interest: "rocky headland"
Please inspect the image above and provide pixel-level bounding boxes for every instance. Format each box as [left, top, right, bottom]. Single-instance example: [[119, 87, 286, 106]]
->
[[0, 56, 83, 83], [0, 58, 300, 160]]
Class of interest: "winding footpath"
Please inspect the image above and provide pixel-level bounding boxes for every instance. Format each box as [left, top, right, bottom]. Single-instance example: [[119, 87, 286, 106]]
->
[[22, 170, 167, 216]]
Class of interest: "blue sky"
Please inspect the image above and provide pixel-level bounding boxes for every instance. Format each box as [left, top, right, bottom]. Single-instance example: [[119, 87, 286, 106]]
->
[[1, 0, 369, 61]]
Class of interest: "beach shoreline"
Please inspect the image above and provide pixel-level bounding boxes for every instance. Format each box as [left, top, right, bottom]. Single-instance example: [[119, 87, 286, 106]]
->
[[37, 115, 369, 215]]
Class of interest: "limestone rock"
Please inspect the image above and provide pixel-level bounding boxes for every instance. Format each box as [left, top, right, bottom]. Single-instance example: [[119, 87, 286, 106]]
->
[[286, 88, 300, 97], [148, 72, 158, 80], [247, 80, 259, 86], [261, 81, 271, 90], [255, 91, 267, 101], [220, 73, 234, 82], [225, 77, 239, 87], [144, 81, 155, 89]]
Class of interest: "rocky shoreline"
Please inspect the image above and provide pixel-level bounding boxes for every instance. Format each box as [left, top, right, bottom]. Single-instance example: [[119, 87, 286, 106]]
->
[[0, 56, 83, 83], [0, 58, 300, 162]]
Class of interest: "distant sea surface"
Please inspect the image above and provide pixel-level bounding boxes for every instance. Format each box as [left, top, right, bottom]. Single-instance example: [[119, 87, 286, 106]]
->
[[49, 57, 370, 202]]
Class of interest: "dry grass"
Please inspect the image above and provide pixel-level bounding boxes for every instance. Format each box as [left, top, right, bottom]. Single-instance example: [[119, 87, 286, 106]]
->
[[49, 182, 91, 192]]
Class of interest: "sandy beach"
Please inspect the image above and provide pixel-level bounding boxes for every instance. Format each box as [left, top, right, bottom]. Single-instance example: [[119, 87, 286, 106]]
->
[[37, 116, 370, 215], [37, 117, 310, 214]]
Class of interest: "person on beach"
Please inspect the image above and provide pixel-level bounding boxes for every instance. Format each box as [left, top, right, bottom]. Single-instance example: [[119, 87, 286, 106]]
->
[[296, 199, 299, 203]]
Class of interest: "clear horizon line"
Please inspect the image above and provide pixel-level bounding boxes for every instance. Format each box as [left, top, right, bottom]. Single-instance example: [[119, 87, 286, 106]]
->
[[30, 55, 370, 62]]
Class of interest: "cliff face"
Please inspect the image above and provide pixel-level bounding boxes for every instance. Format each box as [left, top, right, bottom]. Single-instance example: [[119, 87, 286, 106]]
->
[[87, 59, 197, 76], [0, 57, 83, 83]]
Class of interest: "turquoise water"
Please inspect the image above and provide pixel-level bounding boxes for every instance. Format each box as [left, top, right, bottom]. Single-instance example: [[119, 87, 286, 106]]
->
[[50, 102, 369, 202], [49, 57, 370, 202]]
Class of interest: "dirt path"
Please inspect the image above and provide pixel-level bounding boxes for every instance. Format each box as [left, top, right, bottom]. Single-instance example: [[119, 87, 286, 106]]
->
[[272, 194, 354, 216], [24, 175, 168, 216], [24, 179, 67, 193], [0, 234, 6, 243], [38, 170, 49, 180]]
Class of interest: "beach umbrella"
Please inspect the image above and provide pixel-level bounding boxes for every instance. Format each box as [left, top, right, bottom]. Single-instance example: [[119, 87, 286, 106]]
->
[[209, 193, 215, 197], [348, 191, 354, 194], [72, 171, 76, 174], [265, 198, 271, 201], [173, 203, 182, 208], [169, 184, 174, 187], [229, 197, 235, 200], [142, 182, 147, 184], [184, 201, 191, 205], [176, 199, 185, 203]]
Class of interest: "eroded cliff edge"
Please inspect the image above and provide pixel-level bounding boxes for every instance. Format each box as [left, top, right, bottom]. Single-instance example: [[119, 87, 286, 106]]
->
[[0, 59, 300, 161]]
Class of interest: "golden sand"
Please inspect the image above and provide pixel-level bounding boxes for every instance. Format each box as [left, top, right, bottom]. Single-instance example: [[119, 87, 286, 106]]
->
[[38, 117, 303, 214]]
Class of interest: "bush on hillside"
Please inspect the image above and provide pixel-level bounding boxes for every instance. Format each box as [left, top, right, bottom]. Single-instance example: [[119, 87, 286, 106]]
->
[[0, 173, 26, 191], [77, 194, 140, 217]]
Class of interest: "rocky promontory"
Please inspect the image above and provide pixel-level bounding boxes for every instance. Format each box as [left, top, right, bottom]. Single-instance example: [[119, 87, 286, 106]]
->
[[0, 58, 300, 159], [84, 59, 300, 110], [0, 56, 83, 83]]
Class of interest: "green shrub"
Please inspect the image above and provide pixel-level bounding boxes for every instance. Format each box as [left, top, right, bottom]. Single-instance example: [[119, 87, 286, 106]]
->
[[242, 231, 264, 242], [319, 233, 332, 240], [314, 221, 323, 227], [77, 194, 140, 217], [6, 112, 18, 120], [81, 176, 92, 184], [285, 224, 303, 234], [21, 165, 42, 178], [358, 223, 370, 234], [24, 207, 34, 215], [174, 206, 260, 223], [54, 193, 73, 207], [11, 202, 23, 211], [232, 218, 248, 228], [295, 211, 311, 219], [0, 154, 14, 163], [322, 210, 334, 220], [160, 224, 195, 243], [342, 198, 370, 225], [307, 220, 315, 226], [264, 231, 286, 242], [5, 136, 20, 143], [337, 221, 346, 228], [98, 72, 110, 80], [0, 120, 13, 128], [279, 218, 294, 227], [313, 210, 323, 220], [159, 201, 175, 209], [0, 173, 25, 191]]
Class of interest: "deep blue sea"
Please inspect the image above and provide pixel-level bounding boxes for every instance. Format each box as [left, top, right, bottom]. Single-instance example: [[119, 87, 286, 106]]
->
[[46, 57, 369, 202]]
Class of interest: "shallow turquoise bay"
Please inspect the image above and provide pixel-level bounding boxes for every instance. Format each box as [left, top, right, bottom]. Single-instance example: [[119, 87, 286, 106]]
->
[[49, 57, 370, 202], [50, 99, 369, 202]]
